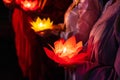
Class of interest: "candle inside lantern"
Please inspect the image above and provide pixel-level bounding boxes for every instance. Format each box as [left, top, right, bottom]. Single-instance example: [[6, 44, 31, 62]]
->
[[63, 47, 67, 54], [30, 17, 53, 32], [50, 36, 83, 61], [58, 46, 75, 59], [19, 0, 39, 11], [22, 1, 31, 8]]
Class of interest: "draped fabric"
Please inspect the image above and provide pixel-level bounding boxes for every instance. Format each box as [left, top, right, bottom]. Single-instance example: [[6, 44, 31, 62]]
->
[[12, 8, 45, 80], [114, 8, 120, 78], [12, 8, 31, 77], [3, 0, 72, 80], [76, 0, 120, 80], [60, 0, 102, 44]]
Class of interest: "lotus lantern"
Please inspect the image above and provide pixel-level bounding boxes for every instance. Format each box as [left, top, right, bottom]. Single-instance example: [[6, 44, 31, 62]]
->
[[15, 0, 47, 11], [19, 0, 39, 11], [43, 36, 86, 66], [30, 17, 53, 32]]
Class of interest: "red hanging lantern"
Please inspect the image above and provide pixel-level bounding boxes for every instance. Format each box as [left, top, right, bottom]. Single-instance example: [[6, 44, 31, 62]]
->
[[15, 0, 47, 11]]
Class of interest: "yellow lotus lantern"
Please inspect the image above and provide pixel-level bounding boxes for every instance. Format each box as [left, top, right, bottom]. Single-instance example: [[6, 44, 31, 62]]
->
[[30, 17, 53, 32]]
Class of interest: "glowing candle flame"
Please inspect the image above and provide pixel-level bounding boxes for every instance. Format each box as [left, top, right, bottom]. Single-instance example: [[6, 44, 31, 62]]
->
[[63, 47, 67, 54], [19, 0, 39, 11], [23, 2, 31, 8]]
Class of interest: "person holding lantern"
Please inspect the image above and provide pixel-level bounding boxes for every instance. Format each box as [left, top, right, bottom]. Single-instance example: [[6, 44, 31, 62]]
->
[[2, 0, 72, 80], [44, 0, 120, 80], [60, 0, 120, 80], [43, 0, 103, 80]]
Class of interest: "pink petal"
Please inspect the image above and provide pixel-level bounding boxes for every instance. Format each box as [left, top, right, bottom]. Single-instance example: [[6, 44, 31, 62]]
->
[[73, 47, 83, 56], [54, 38, 64, 46]]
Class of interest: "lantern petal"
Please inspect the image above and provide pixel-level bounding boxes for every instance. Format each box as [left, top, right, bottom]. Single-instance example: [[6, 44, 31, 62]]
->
[[70, 52, 89, 65], [54, 38, 65, 46], [43, 47, 67, 64], [76, 41, 83, 49], [54, 38, 65, 53], [64, 36, 76, 47], [73, 47, 83, 57]]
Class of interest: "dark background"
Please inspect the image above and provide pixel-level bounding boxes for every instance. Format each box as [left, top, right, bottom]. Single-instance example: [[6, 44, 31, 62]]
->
[[0, 0, 25, 80]]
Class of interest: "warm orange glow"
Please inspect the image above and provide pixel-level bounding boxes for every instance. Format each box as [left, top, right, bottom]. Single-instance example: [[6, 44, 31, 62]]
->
[[15, 0, 47, 11], [30, 17, 53, 32], [3, 0, 12, 4], [20, 0, 38, 11], [44, 36, 86, 66], [53, 36, 83, 59], [23, 1, 31, 8], [15, 0, 40, 11]]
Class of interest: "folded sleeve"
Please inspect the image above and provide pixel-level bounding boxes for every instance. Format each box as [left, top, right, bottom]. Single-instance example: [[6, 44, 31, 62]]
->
[[114, 13, 120, 77]]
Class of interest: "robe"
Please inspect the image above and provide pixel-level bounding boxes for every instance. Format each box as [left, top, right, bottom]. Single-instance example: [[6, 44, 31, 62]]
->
[[76, 0, 120, 80], [60, 0, 102, 44]]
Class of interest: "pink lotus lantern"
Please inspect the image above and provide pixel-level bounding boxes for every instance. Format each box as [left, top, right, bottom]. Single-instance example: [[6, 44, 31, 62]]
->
[[44, 36, 88, 80]]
